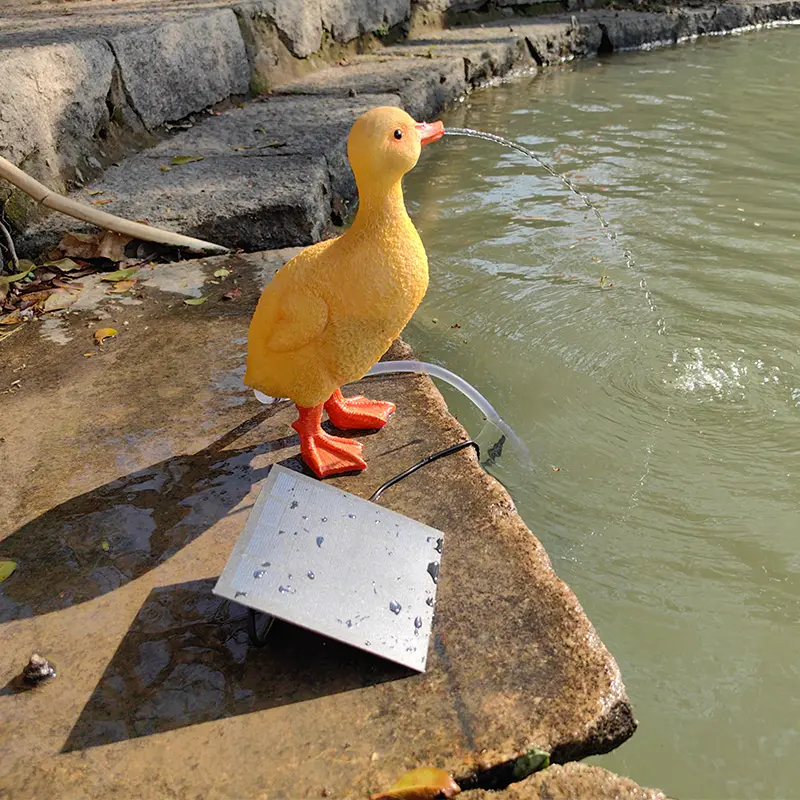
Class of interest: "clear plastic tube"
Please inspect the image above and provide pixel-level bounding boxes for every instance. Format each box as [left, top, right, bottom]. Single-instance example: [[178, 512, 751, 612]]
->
[[366, 360, 530, 464], [254, 360, 531, 466]]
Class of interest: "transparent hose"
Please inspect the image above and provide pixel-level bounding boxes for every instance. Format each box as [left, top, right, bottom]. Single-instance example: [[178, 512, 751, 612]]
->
[[366, 360, 531, 465], [253, 360, 531, 467]]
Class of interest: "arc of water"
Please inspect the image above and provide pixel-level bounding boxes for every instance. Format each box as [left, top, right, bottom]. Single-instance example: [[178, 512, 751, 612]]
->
[[444, 127, 665, 335]]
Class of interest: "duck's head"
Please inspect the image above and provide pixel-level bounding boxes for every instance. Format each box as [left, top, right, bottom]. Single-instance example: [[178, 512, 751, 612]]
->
[[347, 106, 444, 191]]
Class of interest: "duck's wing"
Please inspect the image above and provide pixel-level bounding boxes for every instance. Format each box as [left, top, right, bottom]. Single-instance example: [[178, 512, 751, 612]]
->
[[257, 279, 330, 354]]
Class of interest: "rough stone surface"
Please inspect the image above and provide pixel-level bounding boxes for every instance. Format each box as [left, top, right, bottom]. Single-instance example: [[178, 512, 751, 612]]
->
[[5, 0, 800, 237], [18, 94, 400, 254], [235, 0, 325, 57], [109, 10, 250, 130], [0, 40, 116, 212], [322, 0, 412, 42], [0, 249, 635, 798], [276, 53, 467, 122], [464, 763, 670, 799]]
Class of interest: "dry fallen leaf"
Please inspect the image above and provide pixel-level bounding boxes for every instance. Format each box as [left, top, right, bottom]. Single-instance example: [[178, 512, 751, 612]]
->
[[371, 768, 460, 800], [222, 287, 240, 301], [0, 308, 28, 326], [100, 268, 139, 282], [43, 289, 80, 312], [58, 231, 131, 262], [170, 155, 205, 166], [59, 231, 99, 259], [91, 198, 114, 206], [0, 560, 17, 583], [94, 327, 118, 345], [97, 231, 132, 262], [109, 279, 137, 293], [552, 466, 561, 472], [184, 296, 207, 306], [213, 268, 231, 278], [160, 165, 172, 173], [43, 257, 81, 272], [6, 261, 36, 282], [87, 189, 104, 196]]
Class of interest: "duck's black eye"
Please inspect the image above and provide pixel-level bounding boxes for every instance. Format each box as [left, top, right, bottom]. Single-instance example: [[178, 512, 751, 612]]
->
[[393, 129, 403, 140]]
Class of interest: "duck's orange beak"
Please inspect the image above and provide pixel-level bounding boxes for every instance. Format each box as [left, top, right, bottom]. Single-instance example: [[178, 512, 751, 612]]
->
[[416, 120, 444, 146]]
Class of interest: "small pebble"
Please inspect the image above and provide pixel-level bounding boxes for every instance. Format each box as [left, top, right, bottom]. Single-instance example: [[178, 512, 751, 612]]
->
[[22, 654, 57, 686]]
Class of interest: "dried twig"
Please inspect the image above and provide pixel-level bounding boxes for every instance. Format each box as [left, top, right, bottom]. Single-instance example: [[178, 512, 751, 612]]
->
[[0, 156, 229, 256], [0, 218, 20, 271]]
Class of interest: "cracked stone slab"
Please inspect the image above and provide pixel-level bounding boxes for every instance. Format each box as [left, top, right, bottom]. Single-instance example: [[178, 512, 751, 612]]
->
[[463, 762, 669, 799], [0, 249, 635, 798], [109, 10, 250, 130], [18, 93, 400, 254], [276, 53, 467, 122]]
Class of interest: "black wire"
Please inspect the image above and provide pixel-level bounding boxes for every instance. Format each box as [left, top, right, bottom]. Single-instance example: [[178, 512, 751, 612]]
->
[[369, 440, 480, 503]]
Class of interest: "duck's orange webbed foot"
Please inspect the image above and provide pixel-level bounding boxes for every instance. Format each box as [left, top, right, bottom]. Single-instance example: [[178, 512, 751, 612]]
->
[[324, 389, 396, 431], [292, 404, 367, 479]]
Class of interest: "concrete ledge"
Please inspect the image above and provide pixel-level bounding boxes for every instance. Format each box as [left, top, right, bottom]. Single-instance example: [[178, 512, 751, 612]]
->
[[0, 249, 635, 797]]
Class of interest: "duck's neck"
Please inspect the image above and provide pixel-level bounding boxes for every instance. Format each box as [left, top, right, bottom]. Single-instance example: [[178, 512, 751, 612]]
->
[[349, 180, 409, 234]]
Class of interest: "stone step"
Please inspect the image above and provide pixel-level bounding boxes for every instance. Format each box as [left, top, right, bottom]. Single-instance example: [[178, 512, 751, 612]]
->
[[16, 50, 469, 256], [12, 2, 800, 257], [18, 93, 399, 255]]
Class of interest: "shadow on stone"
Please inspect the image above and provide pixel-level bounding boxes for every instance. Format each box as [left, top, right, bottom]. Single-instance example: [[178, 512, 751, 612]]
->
[[0, 408, 292, 623], [61, 577, 412, 752]]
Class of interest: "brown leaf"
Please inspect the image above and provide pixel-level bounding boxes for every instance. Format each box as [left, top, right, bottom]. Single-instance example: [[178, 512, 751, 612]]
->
[[222, 287, 241, 301], [109, 279, 137, 293], [52, 277, 82, 290], [100, 268, 139, 282], [43, 289, 79, 312], [59, 232, 100, 259], [96, 231, 132, 262], [58, 231, 131, 262], [371, 768, 460, 800], [19, 290, 55, 310], [94, 327, 118, 345], [0, 308, 28, 326], [91, 198, 114, 205], [43, 257, 81, 272]]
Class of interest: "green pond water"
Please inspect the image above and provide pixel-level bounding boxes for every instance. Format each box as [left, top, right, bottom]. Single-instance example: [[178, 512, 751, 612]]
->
[[403, 27, 800, 800]]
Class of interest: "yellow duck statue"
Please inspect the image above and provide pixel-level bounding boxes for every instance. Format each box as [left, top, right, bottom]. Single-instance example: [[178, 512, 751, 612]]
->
[[245, 106, 445, 479]]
